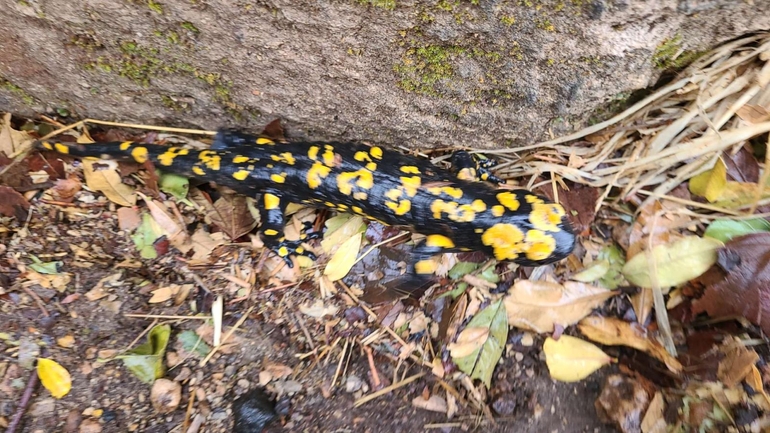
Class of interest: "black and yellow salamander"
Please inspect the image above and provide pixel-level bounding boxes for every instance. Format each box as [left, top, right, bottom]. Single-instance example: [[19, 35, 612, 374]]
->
[[37, 129, 575, 282]]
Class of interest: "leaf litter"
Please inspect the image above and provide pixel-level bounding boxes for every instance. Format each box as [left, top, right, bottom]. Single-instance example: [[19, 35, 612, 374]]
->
[[3, 32, 770, 432]]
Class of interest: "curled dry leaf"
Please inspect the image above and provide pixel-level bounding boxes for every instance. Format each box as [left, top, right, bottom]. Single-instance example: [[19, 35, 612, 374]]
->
[[412, 394, 448, 413], [543, 336, 611, 382], [622, 236, 722, 291], [504, 280, 616, 333], [578, 316, 682, 373]]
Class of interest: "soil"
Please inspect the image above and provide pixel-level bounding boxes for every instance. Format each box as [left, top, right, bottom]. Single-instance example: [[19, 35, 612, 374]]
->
[[0, 196, 615, 432]]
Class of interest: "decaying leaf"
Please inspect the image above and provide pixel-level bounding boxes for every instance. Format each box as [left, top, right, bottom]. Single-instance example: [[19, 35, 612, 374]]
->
[[0, 186, 30, 220], [321, 215, 366, 254], [543, 335, 611, 382], [0, 113, 33, 157], [578, 316, 682, 373], [37, 358, 72, 399], [693, 233, 770, 335], [622, 236, 722, 290], [717, 338, 759, 388], [451, 300, 507, 388], [504, 280, 616, 333], [324, 232, 362, 281], [82, 159, 136, 206], [207, 193, 257, 240]]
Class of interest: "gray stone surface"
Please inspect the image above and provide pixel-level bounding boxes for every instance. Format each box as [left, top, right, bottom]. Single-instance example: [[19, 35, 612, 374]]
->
[[0, 0, 768, 148]]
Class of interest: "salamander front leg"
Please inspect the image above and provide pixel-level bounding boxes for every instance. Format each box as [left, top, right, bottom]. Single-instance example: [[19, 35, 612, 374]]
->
[[258, 191, 318, 267]]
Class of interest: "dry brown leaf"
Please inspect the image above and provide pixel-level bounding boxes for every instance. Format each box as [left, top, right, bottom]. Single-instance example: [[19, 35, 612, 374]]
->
[[412, 394, 448, 413], [190, 229, 226, 260], [207, 193, 257, 240], [0, 113, 33, 156], [504, 280, 616, 333], [736, 104, 770, 124], [578, 316, 682, 373], [117, 207, 142, 232], [84, 272, 122, 301], [82, 160, 136, 206], [717, 339, 759, 388]]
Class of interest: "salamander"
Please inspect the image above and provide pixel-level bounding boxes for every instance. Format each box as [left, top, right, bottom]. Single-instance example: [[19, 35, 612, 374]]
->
[[36, 129, 575, 286]]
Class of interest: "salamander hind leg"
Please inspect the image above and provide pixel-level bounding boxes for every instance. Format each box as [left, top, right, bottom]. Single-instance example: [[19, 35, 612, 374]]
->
[[258, 191, 318, 267], [451, 151, 506, 184]]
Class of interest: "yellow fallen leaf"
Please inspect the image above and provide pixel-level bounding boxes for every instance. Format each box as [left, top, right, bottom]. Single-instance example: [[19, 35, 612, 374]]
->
[[324, 232, 362, 281], [689, 158, 727, 202], [37, 358, 72, 398], [321, 215, 365, 254], [82, 160, 136, 206], [543, 336, 611, 382], [504, 280, 616, 333], [622, 236, 722, 290], [578, 316, 682, 373]]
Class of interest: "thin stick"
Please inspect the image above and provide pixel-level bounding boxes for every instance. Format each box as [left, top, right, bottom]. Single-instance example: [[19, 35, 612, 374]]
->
[[82, 119, 216, 136], [353, 372, 425, 407]]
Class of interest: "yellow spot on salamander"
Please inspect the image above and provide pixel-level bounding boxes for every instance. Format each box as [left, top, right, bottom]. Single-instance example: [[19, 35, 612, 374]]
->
[[491, 205, 505, 217], [322, 148, 336, 167], [353, 191, 368, 200], [233, 155, 250, 164], [524, 230, 556, 261], [352, 206, 363, 214], [131, 147, 149, 164], [399, 176, 421, 197], [308, 146, 319, 160], [356, 170, 373, 189], [385, 189, 401, 201], [256, 137, 274, 145], [192, 166, 205, 176], [307, 162, 331, 189], [264, 229, 279, 236], [264, 193, 280, 210], [400, 166, 420, 174], [354, 151, 371, 162], [457, 167, 477, 181], [415, 259, 437, 275], [497, 192, 521, 211], [370, 146, 383, 160], [471, 199, 487, 212], [270, 173, 286, 184], [277, 246, 289, 257], [530, 202, 565, 232], [366, 162, 377, 171], [53, 143, 69, 154], [158, 147, 190, 166], [41, 142, 53, 150], [232, 169, 250, 181], [426, 234, 455, 249], [199, 150, 221, 171], [271, 152, 296, 165], [482, 223, 525, 261], [525, 195, 543, 204], [119, 141, 133, 151], [386, 199, 411, 215]]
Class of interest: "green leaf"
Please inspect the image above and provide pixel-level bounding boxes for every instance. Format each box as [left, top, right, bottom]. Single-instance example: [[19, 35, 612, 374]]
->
[[116, 324, 171, 384], [597, 244, 626, 290], [28, 254, 62, 275], [450, 300, 507, 388], [704, 218, 770, 243], [448, 262, 479, 280], [622, 237, 722, 290], [177, 330, 211, 357], [479, 264, 500, 284], [158, 172, 190, 203], [131, 213, 162, 259]]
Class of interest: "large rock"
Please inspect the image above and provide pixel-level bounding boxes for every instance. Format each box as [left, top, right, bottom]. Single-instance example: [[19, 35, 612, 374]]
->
[[0, 0, 767, 148]]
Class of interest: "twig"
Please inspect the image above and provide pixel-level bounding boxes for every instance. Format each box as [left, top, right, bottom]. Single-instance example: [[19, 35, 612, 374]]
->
[[353, 372, 425, 407], [6, 366, 40, 433]]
